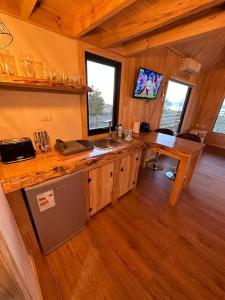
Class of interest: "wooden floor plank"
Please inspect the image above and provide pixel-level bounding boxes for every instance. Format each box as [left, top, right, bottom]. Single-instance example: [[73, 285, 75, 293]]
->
[[34, 151, 225, 300]]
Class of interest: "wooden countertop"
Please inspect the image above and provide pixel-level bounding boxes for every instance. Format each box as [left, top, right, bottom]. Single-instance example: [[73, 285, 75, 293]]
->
[[135, 132, 205, 157], [0, 138, 144, 194], [0, 132, 205, 194]]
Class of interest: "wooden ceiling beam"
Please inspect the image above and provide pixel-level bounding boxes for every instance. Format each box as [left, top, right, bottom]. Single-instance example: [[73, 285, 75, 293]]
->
[[99, 0, 225, 48], [123, 8, 225, 56], [19, 0, 38, 18], [73, 0, 136, 38]]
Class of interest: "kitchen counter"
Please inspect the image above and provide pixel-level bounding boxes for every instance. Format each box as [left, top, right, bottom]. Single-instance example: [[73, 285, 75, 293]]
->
[[0, 137, 144, 194], [0, 132, 205, 194], [134, 132, 205, 157]]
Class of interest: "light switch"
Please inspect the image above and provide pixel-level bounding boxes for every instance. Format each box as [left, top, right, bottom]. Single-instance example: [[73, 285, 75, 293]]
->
[[42, 114, 52, 121]]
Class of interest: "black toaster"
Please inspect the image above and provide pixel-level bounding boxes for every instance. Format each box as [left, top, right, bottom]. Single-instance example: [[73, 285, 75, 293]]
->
[[0, 137, 36, 163]]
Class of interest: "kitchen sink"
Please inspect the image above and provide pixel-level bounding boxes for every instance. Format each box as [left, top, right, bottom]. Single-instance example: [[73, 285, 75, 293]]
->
[[93, 138, 122, 150]]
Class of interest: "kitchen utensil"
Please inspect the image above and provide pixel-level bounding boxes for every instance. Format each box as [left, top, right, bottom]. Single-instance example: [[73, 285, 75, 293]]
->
[[33, 129, 50, 152]]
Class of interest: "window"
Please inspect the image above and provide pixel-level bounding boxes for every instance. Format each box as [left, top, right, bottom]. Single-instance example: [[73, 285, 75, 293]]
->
[[160, 80, 192, 134], [85, 52, 121, 135], [213, 99, 225, 134]]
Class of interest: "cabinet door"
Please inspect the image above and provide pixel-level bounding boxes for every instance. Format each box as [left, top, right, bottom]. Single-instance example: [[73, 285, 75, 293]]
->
[[129, 150, 141, 189], [89, 162, 114, 216], [118, 151, 141, 198]]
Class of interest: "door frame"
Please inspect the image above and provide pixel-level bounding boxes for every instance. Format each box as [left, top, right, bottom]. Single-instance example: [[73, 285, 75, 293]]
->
[[162, 79, 192, 134]]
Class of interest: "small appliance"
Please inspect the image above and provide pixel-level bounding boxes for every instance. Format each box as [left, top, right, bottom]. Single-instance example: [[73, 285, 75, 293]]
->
[[0, 137, 36, 163], [140, 122, 151, 132]]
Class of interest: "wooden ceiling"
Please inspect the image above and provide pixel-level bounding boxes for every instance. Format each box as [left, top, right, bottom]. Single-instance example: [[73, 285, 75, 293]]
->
[[1, 0, 225, 71]]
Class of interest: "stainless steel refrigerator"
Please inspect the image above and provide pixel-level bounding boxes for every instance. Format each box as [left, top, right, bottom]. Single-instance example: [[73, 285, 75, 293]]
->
[[24, 171, 87, 254]]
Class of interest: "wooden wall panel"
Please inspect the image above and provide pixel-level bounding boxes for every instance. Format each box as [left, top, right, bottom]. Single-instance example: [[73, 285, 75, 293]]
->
[[0, 186, 42, 299], [120, 47, 200, 131], [193, 63, 225, 149]]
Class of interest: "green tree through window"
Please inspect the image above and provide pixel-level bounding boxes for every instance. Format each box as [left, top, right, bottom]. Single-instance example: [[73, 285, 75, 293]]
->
[[88, 88, 105, 115]]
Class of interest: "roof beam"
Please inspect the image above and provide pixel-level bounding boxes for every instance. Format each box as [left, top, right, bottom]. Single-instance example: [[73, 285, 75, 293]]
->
[[123, 8, 225, 56], [100, 0, 225, 48], [19, 0, 38, 18], [73, 0, 136, 38]]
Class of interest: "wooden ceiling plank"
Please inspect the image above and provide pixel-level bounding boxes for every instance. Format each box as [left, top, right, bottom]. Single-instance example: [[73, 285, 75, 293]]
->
[[19, 0, 38, 18], [123, 9, 225, 56], [73, 0, 136, 38], [100, 0, 225, 48]]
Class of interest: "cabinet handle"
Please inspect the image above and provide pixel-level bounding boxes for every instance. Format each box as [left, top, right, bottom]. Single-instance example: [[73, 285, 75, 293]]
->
[[136, 157, 139, 161], [89, 208, 92, 212], [133, 181, 136, 185], [121, 167, 124, 172], [110, 172, 113, 177], [88, 178, 92, 183]]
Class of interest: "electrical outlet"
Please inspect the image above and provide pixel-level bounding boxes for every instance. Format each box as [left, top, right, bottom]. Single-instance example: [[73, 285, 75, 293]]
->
[[42, 114, 52, 121]]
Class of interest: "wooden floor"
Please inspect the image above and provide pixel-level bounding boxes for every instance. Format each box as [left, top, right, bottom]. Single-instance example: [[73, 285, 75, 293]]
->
[[34, 151, 225, 300]]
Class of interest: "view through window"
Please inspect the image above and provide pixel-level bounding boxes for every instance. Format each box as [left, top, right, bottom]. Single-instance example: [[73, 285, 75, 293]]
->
[[85, 52, 120, 135], [213, 99, 225, 134], [160, 80, 191, 134]]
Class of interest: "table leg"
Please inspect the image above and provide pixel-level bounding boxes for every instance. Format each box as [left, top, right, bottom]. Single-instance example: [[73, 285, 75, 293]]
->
[[183, 151, 201, 190], [169, 157, 189, 206]]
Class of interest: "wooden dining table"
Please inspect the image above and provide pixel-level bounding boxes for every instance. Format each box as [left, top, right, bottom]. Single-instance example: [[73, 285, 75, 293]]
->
[[136, 132, 205, 206]]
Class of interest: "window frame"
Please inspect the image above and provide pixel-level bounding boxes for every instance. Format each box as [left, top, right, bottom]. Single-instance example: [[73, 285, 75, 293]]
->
[[212, 98, 225, 135], [85, 52, 121, 136]]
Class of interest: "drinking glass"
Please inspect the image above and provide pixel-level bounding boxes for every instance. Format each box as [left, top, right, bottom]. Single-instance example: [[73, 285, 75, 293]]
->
[[0, 51, 17, 76], [34, 61, 44, 80], [49, 69, 57, 81], [0, 54, 6, 74], [42, 68, 50, 80], [20, 55, 35, 78], [61, 71, 69, 83]]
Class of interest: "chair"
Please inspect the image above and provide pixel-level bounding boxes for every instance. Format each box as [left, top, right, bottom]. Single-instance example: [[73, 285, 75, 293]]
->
[[176, 133, 202, 143], [155, 128, 174, 136], [148, 128, 174, 171], [166, 132, 202, 180]]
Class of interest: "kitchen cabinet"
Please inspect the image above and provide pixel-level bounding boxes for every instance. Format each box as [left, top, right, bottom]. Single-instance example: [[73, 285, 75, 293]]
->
[[88, 162, 114, 216], [117, 151, 141, 198], [88, 151, 141, 216]]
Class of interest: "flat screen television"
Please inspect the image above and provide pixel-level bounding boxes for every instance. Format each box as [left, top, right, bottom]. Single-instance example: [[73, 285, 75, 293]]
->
[[133, 67, 163, 100]]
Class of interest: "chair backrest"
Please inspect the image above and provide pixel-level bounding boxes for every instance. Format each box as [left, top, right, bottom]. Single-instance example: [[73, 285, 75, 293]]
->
[[177, 133, 202, 143], [154, 128, 174, 136]]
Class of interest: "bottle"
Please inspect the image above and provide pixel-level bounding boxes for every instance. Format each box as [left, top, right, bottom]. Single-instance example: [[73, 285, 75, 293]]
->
[[118, 124, 123, 138]]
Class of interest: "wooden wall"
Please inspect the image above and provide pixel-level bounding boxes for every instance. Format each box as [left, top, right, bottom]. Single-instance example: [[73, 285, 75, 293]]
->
[[193, 62, 225, 149], [120, 47, 201, 131], [0, 12, 82, 143], [0, 12, 203, 142]]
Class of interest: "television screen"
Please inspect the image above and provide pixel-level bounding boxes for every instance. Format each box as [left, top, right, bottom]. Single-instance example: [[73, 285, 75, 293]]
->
[[133, 67, 163, 100]]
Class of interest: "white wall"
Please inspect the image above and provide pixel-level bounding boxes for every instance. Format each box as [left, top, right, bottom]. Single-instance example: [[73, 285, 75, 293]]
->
[[0, 13, 82, 143]]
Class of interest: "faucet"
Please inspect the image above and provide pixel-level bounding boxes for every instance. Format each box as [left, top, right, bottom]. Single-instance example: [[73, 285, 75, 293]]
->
[[104, 120, 112, 139]]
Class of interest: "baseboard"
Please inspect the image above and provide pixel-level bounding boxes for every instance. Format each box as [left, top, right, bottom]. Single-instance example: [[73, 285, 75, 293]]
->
[[29, 255, 43, 300], [205, 145, 225, 157]]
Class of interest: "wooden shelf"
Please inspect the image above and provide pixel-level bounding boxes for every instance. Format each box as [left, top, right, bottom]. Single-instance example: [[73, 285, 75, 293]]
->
[[0, 75, 92, 95]]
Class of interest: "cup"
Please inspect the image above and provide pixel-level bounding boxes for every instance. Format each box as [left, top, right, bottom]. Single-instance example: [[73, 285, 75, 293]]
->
[[20, 55, 35, 78], [0, 51, 18, 76], [34, 61, 44, 80]]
